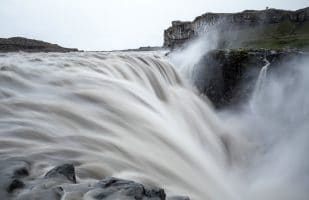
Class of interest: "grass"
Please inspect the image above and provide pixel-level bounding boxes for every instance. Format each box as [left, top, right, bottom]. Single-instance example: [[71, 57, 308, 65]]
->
[[243, 34, 309, 50], [226, 20, 309, 50]]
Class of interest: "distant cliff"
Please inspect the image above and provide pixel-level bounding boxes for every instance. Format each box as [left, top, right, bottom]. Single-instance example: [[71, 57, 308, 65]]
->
[[0, 37, 78, 53], [164, 7, 309, 50]]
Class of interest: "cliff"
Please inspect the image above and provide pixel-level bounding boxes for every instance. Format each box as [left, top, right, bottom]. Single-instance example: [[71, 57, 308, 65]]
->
[[0, 37, 78, 53], [164, 7, 309, 50], [193, 49, 308, 108]]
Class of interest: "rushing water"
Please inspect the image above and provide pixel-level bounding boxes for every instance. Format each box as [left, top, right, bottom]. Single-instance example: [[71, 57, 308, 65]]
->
[[0, 51, 308, 200], [250, 58, 270, 109]]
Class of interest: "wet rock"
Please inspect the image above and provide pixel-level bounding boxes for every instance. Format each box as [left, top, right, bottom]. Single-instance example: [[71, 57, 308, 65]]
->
[[7, 179, 25, 193], [45, 163, 77, 183], [193, 49, 308, 108], [92, 177, 166, 200], [0, 158, 31, 199], [0, 159, 30, 178], [0, 161, 187, 200]]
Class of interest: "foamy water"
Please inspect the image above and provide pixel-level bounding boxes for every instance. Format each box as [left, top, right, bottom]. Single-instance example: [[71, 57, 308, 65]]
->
[[0, 51, 308, 200]]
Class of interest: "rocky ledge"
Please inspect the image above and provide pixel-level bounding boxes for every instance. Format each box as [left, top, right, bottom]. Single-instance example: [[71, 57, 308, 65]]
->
[[0, 158, 189, 200], [193, 48, 309, 108], [0, 37, 78, 53], [164, 7, 309, 50]]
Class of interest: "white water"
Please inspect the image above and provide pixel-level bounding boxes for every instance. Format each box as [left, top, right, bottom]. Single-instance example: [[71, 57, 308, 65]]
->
[[255, 58, 270, 94], [0, 51, 308, 200], [250, 58, 270, 109]]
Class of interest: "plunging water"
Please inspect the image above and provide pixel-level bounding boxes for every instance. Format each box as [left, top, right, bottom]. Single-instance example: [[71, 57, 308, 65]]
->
[[254, 58, 270, 96], [0, 51, 308, 200], [250, 58, 270, 110]]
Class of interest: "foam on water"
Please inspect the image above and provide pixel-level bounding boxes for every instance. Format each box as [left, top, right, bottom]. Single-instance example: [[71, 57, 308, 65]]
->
[[0, 51, 308, 200]]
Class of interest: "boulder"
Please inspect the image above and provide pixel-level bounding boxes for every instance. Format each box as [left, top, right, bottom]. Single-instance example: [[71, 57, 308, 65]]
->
[[44, 163, 77, 183], [0, 160, 189, 200], [91, 177, 166, 200]]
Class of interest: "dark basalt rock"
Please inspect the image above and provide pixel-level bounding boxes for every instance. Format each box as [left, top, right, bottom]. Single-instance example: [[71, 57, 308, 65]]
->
[[93, 177, 166, 200], [193, 49, 309, 108], [0, 159, 31, 199], [7, 179, 25, 193], [0, 37, 79, 53], [0, 160, 188, 200], [45, 163, 77, 183], [164, 7, 309, 49]]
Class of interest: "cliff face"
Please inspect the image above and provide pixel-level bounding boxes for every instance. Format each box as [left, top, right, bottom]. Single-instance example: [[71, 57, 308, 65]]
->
[[164, 7, 309, 50], [194, 49, 308, 108], [0, 37, 78, 53]]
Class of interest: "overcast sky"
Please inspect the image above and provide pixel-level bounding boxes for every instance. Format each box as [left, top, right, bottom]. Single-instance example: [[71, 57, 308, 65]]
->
[[0, 0, 308, 50]]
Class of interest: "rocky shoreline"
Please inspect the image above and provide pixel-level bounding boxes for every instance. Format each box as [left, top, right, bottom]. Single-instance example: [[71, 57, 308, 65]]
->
[[0, 158, 189, 200], [0, 37, 78, 53]]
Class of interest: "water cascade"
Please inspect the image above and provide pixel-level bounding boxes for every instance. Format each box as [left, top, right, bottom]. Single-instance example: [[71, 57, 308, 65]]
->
[[0, 51, 308, 200]]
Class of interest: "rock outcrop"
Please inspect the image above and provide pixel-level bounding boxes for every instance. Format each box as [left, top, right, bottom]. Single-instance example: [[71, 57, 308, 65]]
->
[[0, 158, 189, 200], [164, 7, 309, 50], [0, 37, 78, 53], [193, 48, 308, 108]]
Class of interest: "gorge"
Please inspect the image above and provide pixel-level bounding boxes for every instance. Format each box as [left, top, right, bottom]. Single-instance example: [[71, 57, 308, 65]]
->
[[0, 6, 309, 200]]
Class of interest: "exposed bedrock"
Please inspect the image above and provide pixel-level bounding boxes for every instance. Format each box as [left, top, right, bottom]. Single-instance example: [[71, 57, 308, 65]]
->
[[0, 37, 78, 53], [164, 7, 309, 50], [0, 158, 189, 200], [193, 48, 309, 108]]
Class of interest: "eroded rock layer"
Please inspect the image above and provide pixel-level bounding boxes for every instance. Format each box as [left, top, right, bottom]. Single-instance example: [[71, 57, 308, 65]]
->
[[164, 7, 309, 50], [193, 49, 308, 108]]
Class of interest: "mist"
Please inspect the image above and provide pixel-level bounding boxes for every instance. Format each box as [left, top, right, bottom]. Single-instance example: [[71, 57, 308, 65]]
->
[[168, 25, 309, 198], [0, 1, 309, 200]]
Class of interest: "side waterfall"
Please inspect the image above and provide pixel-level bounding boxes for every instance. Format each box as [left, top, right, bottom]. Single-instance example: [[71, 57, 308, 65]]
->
[[250, 58, 270, 109]]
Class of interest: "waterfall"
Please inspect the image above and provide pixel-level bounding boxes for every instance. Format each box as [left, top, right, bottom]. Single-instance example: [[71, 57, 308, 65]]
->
[[0, 51, 237, 200], [0, 51, 308, 200], [254, 58, 270, 97], [250, 58, 270, 109]]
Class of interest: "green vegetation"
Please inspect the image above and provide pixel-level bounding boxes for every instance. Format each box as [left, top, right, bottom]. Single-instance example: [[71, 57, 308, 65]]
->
[[230, 21, 309, 50]]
